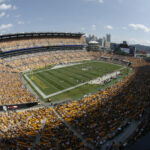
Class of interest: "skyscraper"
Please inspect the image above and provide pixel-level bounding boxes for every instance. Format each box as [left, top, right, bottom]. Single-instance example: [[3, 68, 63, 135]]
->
[[102, 37, 106, 47], [106, 34, 111, 43]]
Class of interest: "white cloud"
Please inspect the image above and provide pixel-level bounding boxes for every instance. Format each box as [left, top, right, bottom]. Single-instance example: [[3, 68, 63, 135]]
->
[[86, 0, 104, 3], [98, 0, 104, 3], [0, 3, 12, 10], [129, 24, 150, 32], [128, 38, 150, 46], [18, 21, 24, 25], [105, 25, 113, 29], [0, 12, 5, 18], [0, 24, 13, 30], [112, 36, 150, 46], [92, 24, 96, 30]]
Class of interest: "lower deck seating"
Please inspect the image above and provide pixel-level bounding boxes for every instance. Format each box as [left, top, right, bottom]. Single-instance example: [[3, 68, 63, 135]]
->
[[0, 52, 149, 149], [0, 50, 101, 105]]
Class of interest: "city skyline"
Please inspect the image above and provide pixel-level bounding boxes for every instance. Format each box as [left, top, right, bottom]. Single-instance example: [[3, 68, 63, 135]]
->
[[0, 0, 150, 45]]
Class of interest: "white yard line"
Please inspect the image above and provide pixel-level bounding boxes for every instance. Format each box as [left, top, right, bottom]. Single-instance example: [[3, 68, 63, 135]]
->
[[24, 66, 126, 99]]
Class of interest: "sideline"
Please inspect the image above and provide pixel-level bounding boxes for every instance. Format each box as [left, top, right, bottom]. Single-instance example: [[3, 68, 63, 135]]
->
[[26, 60, 123, 75], [93, 60, 123, 67], [26, 62, 83, 75], [24, 74, 46, 98]]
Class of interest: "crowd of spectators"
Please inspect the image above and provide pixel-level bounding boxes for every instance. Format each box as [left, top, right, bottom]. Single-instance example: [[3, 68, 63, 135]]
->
[[0, 50, 104, 106], [0, 72, 37, 105], [54, 57, 150, 149], [0, 50, 97, 105], [0, 36, 86, 52], [0, 107, 89, 149], [0, 50, 149, 149], [2, 51, 95, 72]]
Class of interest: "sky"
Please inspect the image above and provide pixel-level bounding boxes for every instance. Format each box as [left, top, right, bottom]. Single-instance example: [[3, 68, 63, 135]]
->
[[0, 0, 150, 45]]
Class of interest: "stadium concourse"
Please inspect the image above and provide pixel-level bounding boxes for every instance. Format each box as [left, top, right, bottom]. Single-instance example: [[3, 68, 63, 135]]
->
[[0, 33, 150, 149]]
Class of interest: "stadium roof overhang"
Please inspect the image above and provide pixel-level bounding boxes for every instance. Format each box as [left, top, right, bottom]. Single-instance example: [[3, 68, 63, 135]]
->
[[0, 32, 84, 41]]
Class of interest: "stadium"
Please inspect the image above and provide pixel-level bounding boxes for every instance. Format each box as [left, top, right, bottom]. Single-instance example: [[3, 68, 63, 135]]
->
[[0, 32, 150, 150]]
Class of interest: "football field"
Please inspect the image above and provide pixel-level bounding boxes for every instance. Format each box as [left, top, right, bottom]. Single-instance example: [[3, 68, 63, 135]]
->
[[24, 61, 123, 101]]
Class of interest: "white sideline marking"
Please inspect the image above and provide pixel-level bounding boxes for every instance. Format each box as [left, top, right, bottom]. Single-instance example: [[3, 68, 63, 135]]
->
[[44, 81, 89, 99], [26, 60, 122, 75], [26, 62, 83, 75], [93, 60, 123, 67], [24, 74, 46, 98], [24, 67, 126, 99], [51, 62, 81, 69]]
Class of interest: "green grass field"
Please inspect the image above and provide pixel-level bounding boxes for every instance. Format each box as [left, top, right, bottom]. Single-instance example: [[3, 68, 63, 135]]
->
[[49, 67, 131, 103], [24, 61, 126, 102]]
